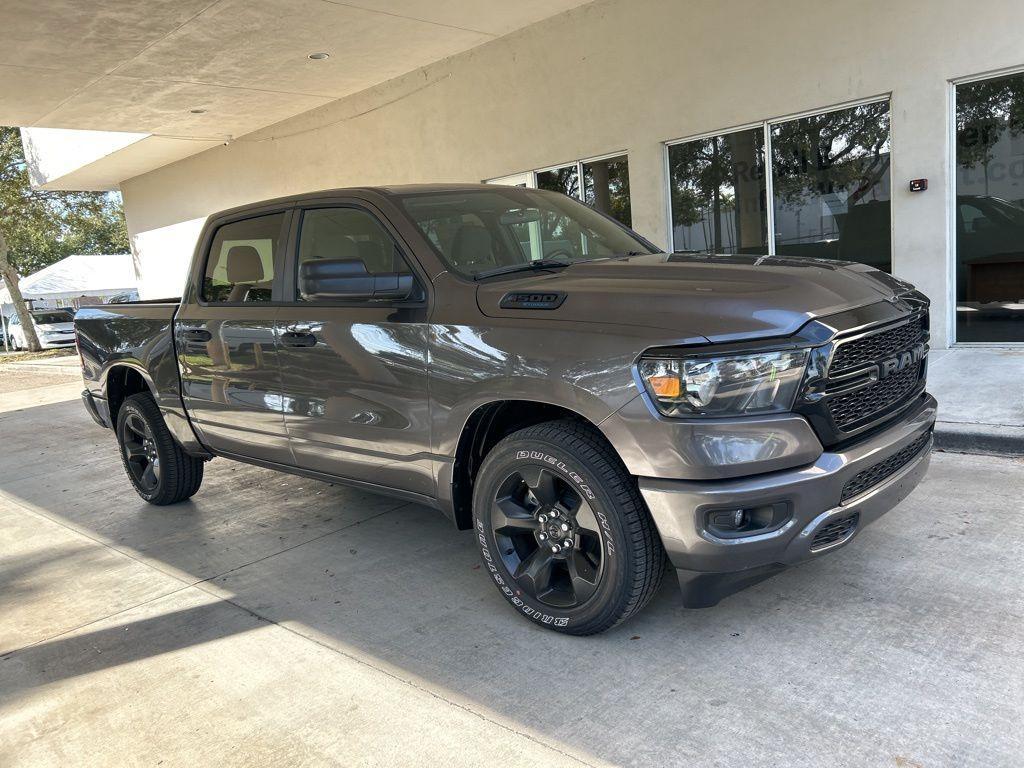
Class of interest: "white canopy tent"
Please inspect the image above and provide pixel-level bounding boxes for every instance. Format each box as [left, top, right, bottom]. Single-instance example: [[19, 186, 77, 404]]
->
[[0, 253, 137, 313], [1, 253, 137, 350]]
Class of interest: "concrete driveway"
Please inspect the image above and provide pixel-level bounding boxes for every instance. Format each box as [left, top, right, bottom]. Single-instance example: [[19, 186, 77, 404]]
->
[[1, 370, 1022, 767]]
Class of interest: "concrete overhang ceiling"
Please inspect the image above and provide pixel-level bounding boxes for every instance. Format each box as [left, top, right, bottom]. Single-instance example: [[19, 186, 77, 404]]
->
[[1, 0, 593, 189]]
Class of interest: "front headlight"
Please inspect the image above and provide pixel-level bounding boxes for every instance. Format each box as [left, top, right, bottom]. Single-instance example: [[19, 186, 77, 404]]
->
[[637, 349, 809, 417]]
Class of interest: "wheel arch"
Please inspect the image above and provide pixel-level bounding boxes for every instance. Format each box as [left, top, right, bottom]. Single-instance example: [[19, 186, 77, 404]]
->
[[447, 399, 609, 531], [104, 364, 157, 425]]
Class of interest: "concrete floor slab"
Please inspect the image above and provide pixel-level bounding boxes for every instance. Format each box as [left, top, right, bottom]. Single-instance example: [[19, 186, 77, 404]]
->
[[2, 369, 1023, 766], [0, 502, 185, 654], [0, 394, 412, 584], [207, 453, 1024, 768], [1, 588, 593, 768], [929, 348, 1024, 427]]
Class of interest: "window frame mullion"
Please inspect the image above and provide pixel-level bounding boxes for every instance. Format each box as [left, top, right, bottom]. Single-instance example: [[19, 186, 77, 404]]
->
[[763, 120, 776, 256]]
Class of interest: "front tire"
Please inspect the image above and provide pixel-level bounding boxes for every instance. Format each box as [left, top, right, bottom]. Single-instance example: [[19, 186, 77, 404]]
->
[[472, 419, 665, 635], [116, 392, 204, 505]]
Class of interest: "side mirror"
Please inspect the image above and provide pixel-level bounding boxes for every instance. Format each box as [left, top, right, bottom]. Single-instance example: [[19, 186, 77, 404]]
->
[[298, 259, 414, 301]]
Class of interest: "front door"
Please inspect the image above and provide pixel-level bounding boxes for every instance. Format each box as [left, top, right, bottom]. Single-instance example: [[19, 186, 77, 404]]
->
[[275, 203, 433, 498], [177, 209, 292, 464]]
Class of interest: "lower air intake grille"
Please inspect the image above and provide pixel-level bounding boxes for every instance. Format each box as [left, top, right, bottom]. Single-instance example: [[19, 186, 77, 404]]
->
[[810, 512, 860, 551], [827, 361, 922, 429], [840, 430, 932, 503]]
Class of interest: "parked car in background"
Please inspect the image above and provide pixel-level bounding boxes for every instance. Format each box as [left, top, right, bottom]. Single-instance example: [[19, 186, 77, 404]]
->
[[8, 309, 76, 350], [75, 184, 936, 635]]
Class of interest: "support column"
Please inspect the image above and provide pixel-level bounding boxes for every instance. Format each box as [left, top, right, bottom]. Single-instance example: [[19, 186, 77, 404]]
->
[[627, 142, 671, 251], [890, 81, 952, 348]]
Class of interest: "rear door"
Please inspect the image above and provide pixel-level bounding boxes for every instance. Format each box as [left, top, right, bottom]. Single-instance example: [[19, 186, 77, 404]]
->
[[275, 199, 433, 498], [176, 208, 293, 463]]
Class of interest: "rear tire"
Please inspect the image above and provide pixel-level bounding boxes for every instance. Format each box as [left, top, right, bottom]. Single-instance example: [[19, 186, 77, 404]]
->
[[472, 419, 665, 635], [116, 392, 204, 505]]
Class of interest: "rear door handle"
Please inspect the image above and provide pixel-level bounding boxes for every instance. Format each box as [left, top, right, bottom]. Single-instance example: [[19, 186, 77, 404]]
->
[[280, 330, 318, 347], [181, 328, 212, 342]]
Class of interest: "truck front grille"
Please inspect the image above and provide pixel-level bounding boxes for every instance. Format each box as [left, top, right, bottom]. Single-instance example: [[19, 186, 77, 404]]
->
[[810, 512, 860, 551], [827, 360, 923, 430], [830, 315, 927, 374], [840, 430, 931, 503], [802, 311, 929, 443]]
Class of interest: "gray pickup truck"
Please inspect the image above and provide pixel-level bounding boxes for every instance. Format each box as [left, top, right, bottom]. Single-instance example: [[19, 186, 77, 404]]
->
[[75, 184, 936, 635]]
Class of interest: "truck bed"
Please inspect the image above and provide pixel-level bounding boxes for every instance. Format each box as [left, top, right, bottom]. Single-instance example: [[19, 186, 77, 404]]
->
[[75, 301, 182, 425]]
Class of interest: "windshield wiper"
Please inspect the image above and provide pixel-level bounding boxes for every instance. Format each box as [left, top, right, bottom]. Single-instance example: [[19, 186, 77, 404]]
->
[[472, 258, 573, 280]]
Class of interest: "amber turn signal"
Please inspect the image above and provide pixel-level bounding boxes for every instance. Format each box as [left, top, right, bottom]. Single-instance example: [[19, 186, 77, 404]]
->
[[647, 375, 681, 398]]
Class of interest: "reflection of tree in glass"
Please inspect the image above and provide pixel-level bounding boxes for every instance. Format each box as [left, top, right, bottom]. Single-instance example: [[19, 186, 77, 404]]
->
[[771, 102, 890, 206], [536, 166, 580, 199], [584, 158, 631, 226], [956, 73, 1024, 168], [536, 167, 581, 244], [536, 160, 631, 227], [669, 131, 762, 252]]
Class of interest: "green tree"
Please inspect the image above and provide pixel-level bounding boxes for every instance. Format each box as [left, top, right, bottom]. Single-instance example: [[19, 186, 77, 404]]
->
[[1, 126, 129, 351]]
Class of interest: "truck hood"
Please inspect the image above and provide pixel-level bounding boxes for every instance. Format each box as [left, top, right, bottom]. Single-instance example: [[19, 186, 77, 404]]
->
[[475, 253, 903, 343]]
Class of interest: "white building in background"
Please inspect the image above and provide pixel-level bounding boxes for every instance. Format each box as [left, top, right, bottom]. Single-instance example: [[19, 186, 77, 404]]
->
[[5, 0, 1024, 347]]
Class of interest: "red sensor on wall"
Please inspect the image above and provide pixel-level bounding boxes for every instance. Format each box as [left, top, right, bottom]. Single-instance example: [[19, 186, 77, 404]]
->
[[909, 178, 928, 192]]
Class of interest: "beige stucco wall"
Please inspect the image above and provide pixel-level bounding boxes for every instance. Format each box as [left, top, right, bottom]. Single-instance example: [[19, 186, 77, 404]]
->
[[121, 0, 1024, 347]]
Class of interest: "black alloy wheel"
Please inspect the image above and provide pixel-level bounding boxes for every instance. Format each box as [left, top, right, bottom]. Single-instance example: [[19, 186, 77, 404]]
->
[[120, 410, 162, 493], [490, 465, 604, 608], [115, 392, 205, 505], [472, 419, 665, 635]]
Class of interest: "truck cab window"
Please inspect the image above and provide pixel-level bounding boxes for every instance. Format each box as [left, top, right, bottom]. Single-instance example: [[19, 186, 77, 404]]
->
[[203, 213, 285, 303], [297, 207, 411, 301]]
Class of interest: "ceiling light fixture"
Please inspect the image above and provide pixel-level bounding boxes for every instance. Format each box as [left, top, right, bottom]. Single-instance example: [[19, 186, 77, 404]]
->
[[307, 52, 330, 60]]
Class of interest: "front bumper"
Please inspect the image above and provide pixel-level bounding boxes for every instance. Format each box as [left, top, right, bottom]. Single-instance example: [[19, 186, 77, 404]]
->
[[639, 393, 937, 607], [39, 336, 76, 349]]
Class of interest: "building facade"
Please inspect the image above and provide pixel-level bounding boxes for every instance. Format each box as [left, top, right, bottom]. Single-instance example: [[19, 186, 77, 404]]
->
[[20, 0, 1024, 348]]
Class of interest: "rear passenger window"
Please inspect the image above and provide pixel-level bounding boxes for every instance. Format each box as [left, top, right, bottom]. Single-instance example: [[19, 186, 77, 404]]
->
[[203, 213, 286, 303], [297, 208, 411, 300]]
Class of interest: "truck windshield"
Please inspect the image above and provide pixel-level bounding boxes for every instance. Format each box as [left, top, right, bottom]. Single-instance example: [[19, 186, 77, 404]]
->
[[31, 311, 73, 324], [396, 188, 657, 278]]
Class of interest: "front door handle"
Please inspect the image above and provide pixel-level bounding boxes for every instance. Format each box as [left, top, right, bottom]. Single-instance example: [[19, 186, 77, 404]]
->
[[181, 328, 212, 342], [280, 330, 318, 347]]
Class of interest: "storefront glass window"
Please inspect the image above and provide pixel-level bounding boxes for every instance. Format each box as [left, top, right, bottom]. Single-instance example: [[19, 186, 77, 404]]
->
[[536, 164, 580, 199], [668, 128, 767, 253], [955, 73, 1024, 342], [504, 155, 633, 228], [583, 155, 631, 226], [770, 101, 891, 270]]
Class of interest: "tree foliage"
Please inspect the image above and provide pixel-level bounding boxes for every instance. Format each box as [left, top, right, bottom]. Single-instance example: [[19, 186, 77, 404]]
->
[[1, 127, 129, 274], [1, 126, 129, 350]]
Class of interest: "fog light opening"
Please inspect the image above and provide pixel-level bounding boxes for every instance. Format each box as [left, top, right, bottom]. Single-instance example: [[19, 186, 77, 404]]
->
[[704, 502, 790, 539]]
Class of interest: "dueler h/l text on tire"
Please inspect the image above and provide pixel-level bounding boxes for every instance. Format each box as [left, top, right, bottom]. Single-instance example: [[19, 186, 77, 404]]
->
[[472, 419, 665, 635]]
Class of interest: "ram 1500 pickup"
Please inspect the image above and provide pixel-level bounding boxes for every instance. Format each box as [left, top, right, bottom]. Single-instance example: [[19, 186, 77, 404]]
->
[[76, 184, 936, 635]]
